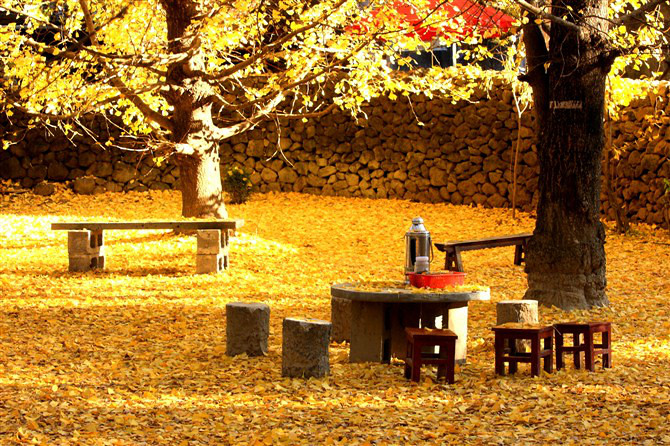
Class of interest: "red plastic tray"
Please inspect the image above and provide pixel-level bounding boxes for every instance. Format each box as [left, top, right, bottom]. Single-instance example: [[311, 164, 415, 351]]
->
[[408, 272, 466, 288]]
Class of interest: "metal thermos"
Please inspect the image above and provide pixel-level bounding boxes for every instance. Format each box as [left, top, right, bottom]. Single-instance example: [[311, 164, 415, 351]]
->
[[404, 217, 432, 277]]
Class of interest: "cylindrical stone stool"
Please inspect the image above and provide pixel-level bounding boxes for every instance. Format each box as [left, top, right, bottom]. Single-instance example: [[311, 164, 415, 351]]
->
[[330, 296, 351, 343], [282, 318, 331, 378], [497, 300, 539, 352], [226, 302, 270, 357]]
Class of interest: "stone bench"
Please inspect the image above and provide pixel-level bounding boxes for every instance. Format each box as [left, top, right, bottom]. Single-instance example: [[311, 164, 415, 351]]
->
[[51, 220, 243, 273], [434, 233, 532, 272]]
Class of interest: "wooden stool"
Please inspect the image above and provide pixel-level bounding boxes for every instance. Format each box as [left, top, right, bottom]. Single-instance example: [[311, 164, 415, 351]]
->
[[404, 327, 458, 383], [554, 322, 612, 371], [492, 324, 553, 377]]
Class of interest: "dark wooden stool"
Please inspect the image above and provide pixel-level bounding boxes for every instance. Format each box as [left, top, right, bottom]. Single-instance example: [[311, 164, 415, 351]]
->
[[404, 327, 458, 383], [554, 322, 612, 371], [492, 324, 553, 377]]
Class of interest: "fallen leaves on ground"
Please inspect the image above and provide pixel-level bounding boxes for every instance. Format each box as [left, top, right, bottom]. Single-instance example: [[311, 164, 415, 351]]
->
[[1, 187, 669, 445]]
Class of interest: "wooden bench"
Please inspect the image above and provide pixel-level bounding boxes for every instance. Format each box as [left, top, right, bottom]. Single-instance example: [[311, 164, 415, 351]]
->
[[434, 233, 532, 272], [51, 220, 243, 274]]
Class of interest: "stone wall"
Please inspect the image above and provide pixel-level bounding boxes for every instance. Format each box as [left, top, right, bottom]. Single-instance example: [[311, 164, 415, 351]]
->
[[0, 115, 179, 194], [1, 77, 668, 228], [606, 85, 670, 227], [221, 78, 539, 211]]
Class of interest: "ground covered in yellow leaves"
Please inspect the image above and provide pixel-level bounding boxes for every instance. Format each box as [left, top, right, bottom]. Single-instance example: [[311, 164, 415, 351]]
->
[[1, 186, 669, 445]]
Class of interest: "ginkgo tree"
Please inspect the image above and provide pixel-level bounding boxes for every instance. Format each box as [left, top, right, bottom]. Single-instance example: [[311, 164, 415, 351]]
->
[[506, 0, 668, 309], [0, 0, 401, 218]]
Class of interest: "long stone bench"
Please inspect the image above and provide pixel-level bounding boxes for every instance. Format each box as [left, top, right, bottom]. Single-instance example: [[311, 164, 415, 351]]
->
[[51, 220, 243, 273]]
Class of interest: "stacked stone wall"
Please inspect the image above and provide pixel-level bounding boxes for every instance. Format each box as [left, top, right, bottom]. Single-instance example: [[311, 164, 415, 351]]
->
[[1, 77, 668, 228]]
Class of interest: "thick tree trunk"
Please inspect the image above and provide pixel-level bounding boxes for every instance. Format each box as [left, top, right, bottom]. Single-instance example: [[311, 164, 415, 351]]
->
[[524, 88, 609, 308], [177, 142, 227, 219], [162, 0, 228, 219], [522, 1, 611, 309]]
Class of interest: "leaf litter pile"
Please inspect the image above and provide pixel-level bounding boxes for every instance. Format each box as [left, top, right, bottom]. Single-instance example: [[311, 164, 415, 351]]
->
[[1, 186, 669, 445]]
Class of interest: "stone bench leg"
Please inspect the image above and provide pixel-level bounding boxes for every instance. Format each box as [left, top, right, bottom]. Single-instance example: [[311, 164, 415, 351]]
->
[[196, 229, 229, 274], [68, 230, 105, 272]]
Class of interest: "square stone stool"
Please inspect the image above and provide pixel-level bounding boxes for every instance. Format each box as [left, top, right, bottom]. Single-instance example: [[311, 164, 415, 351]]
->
[[554, 322, 612, 371], [492, 324, 553, 377], [404, 327, 458, 384]]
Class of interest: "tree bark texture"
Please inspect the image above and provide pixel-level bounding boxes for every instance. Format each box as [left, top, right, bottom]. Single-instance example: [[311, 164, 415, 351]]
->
[[162, 0, 227, 218], [522, 0, 612, 309]]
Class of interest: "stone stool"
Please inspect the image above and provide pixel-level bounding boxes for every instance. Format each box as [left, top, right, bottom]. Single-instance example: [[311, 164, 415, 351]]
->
[[225, 302, 270, 357], [554, 322, 612, 371], [492, 323, 553, 377], [404, 327, 458, 384], [496, 300, 538, 352], [282, 318, 331, 378], [496, 300, 538, 325]]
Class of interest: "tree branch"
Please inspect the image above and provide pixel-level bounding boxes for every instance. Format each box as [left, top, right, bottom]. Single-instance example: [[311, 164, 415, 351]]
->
[[520, 23, 550, 124], [614, 0, 670, 26], [202, 0, 349, 81], [6, 84, 163, 122], [268, 102, 338, 119], [78, 0, 173, 132], [0, 5, 59, 29], [516, 0, 581, 32], [212, 92, 286, 140]]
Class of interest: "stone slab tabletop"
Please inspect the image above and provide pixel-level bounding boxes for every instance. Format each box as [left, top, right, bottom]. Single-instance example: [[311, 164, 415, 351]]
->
[[331, 282, 490, 304]]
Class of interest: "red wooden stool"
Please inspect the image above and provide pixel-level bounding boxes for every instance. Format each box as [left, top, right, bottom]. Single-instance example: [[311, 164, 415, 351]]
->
[[404, 327, 458, 384], [554, 322, 612, 371], [492, 324, 553, 377]]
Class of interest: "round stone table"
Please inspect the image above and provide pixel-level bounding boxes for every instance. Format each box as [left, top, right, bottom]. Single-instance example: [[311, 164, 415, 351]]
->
[[331, 282, 490, 364]]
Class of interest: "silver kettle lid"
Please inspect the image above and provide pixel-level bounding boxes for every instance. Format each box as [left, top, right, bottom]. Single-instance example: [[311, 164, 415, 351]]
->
[[408, 217, 428, 233]]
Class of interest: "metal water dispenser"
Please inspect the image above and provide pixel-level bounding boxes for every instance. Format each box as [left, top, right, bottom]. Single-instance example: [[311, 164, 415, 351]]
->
[[404, 217, 433, 278]]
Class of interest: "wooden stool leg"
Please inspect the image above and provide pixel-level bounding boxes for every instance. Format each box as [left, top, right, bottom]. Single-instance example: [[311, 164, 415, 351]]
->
[[585, 328, 595, 372], [508, 337, 518, 374], [404, 340, 412, 379], [446, 341, 456, 384], [603, 326, 612, 368], [494, 333, 505, 376], [573, 333, 581, 369], [543, 335, 553, 374], [556, 330, 564, 371], [411, 341, 422, 382], [436, 344, 447, 380], [530, 334, 540, 377]]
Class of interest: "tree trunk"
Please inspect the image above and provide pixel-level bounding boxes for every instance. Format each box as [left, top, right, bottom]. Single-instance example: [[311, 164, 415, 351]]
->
[[524, 93, 609, 308], [162, 0, 228, 219], [522, 2, 611, 309], [177, 142, 227, 219]]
